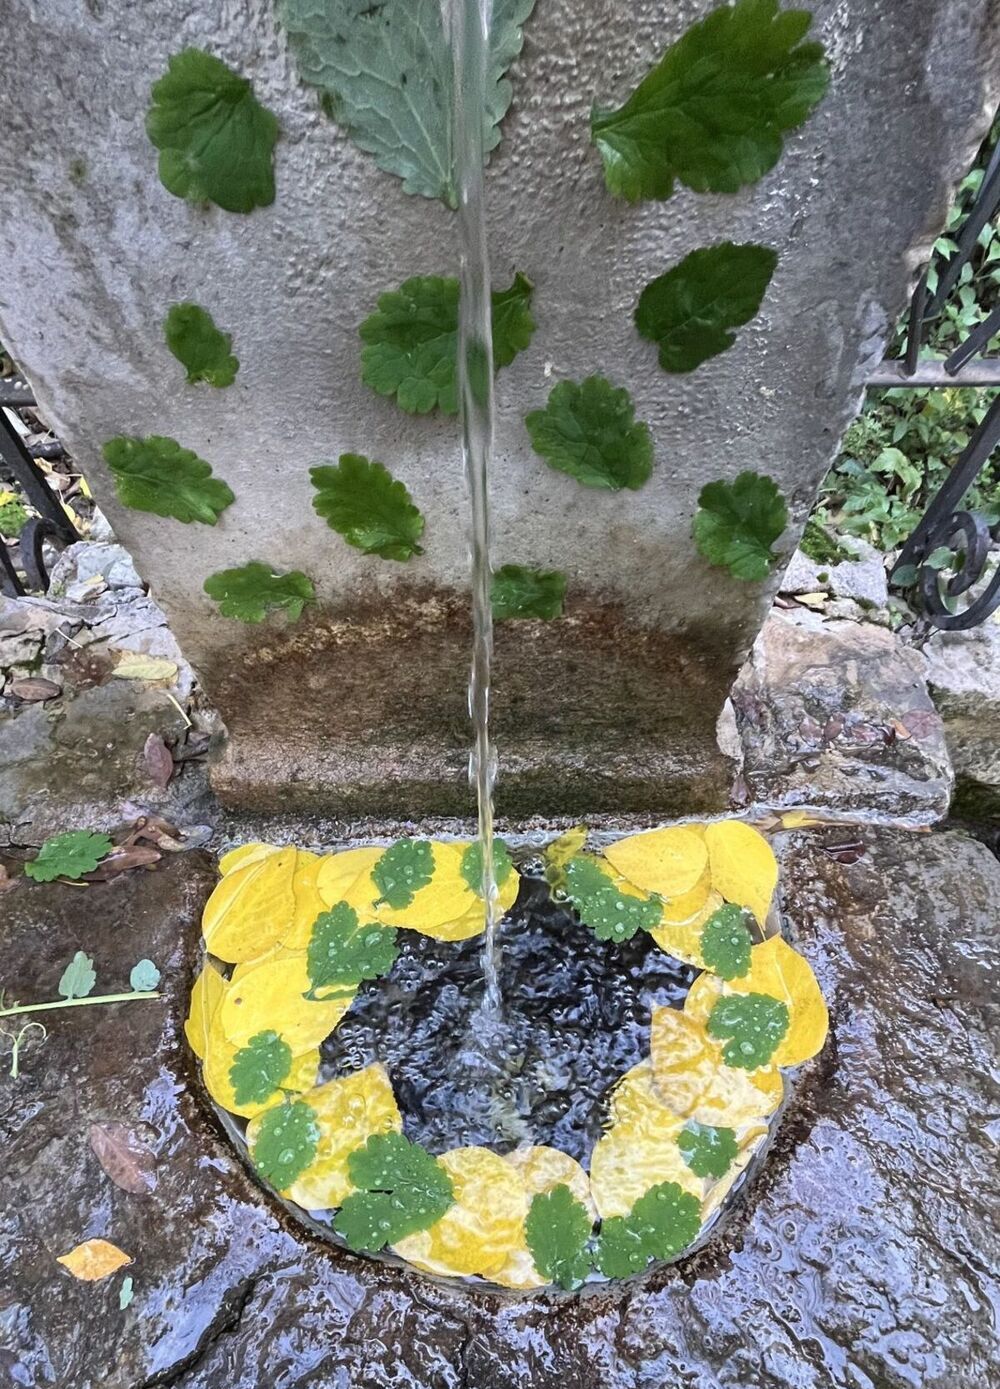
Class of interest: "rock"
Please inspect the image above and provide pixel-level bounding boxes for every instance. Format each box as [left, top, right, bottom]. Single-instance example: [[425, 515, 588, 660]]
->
[[47, 541, 144, 595], [781, 537, 889, 608], [0, 828, 996, 1388], [731, 609, 952, 824], [923, 620, 1000, 819]]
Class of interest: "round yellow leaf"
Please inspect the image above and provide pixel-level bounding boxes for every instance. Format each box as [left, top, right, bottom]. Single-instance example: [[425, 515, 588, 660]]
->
[[57, 1238, 132, 1282], [184, 959, 226, 1060], [218, 842, 281, 876], [281, 849, 329, 950], [281, 1064, 403, 1210], [704, 820, 778, 925], [604, 826, 709, 898], [490, 1145, 596, 1289], [590, 1062, 699, 1218], [650, 889, 725, 967], [203, 1008, 320, 1119], [315, 846, 384, 912], [219, 953, 354, 1052], [393, 1146, 526, 1277], [658, 870, 714, 926], [202, 846, 298, 963], [650, 1005, 783, 1128]]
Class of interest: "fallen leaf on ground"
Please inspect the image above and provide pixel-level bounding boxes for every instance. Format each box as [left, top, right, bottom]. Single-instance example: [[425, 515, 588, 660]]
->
[[89, 845, 163, 880], [10, 677, 62, 702], [57, 1238, 132, 1281], [88, 1122, 158, 1195], [111, 653, 179, 682], [142, 733, 175, 789]]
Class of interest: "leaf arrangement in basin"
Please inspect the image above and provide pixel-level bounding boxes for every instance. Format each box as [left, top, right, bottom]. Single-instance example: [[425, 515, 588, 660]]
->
[[188, 820, 829, 1289]]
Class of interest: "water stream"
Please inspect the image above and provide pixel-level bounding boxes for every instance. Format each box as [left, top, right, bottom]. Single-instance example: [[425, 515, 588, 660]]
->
[[446, 0, 502, 1015]]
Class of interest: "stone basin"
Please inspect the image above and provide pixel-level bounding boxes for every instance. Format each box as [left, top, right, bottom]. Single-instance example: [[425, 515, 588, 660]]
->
[[2, 822, 997, 1387]]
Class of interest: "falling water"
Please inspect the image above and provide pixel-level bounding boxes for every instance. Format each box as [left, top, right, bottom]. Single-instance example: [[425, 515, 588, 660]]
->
[[445, 0, 503, 1015]]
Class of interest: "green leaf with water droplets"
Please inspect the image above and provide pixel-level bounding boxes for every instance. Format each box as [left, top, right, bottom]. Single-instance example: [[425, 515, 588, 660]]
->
[[251, 1098, 320, 1189], [334, 1132, 455, 1252], [26, 830, 114, 883], [707, 992, 789, 1069], [460, 839, 514, 895], [310, 454, 425, 561], [700, 904, 754, 980], [594, 1180, 701, 1276], [164, 303, 239, 386], [525, 376, 654, 491], [229, 1030, 294, 1106], [525, 1184, 594, 1290], [305, 903, 397, 997], [372, 838, 434, 909], [677, 1122, 738, 1179], [491, 564, 568, 620], [563, 856, 661, 943]]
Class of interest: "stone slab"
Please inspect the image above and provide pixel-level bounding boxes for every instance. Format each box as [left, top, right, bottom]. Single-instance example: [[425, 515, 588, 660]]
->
[[731, 609, 953, 823], [1, 827, 997, 1388], [0, 2, 997, 814], [923, 620, 1000, 820]]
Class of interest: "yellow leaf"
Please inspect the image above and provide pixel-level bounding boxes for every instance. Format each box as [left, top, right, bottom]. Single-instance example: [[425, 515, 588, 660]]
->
[[281, 850, 328, 950], [393, 1147, 527, 1278], [685, 936, 828, 1067], [544, 825, 587, 877], [779, 811, 824, 829], [57, 1238, 132, 1282], [315, 846, 384, 912], [373, 841, 519, 939], [202, 1004, 321, 1119], [657, 869, 714, 926], [491, 1146, 595, 1290], [218, 952, 353, 1052], [202, 847, 297, 963], [704, 820, 778, 924], [649, 888, 725, 967], [276, 1064, 402, 1209], [111, 653, 179, 682], [650, 1005, 783, 1128], [603, 826, 709, 898], [590, 1062, 701, 1218], [218, 843, 281, 876], [184, 960, 226, 1060]]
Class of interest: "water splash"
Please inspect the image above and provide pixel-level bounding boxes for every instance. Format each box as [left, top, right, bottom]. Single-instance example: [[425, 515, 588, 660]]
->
[[445, 0, 502, 1014]]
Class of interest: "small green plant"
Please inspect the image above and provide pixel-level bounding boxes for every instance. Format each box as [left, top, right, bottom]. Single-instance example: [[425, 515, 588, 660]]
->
[[0, 490, 30, 538]]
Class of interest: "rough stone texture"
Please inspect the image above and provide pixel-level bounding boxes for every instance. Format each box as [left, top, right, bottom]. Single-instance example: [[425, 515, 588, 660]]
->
[[780, 537, 890, 607], [0, 1, 997, 815], [731, 609, 953, 823], [1, 828, 998, 1388], [923, 620, 1000, 820]]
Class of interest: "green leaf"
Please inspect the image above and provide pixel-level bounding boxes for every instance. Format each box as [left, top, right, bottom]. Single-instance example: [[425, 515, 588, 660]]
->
[[204, 563, 315, 624], [102, 436, 235, 526], [525, 1184, 593, 1290], [359, 272, 534, 416], [0, 495, 30, 538], [692, 471, 788, 581], [281, 0, 534, 205], [310, 455, 425, 562], [118, 1275, 134, 1310], [145, 47, 278, 213], [563, 856, 661, 944], [305, 903, 398, 997], [163, 303, 239, 387], [334, 1132, 454, 1252], [26, 830, 114, 883], [250, 1098, 320, 1189], [707, 992, 789, 1069], [590, 0, 828, 203], [460, 839, 514, 895], [677, 1122, 738, 1179], [635, 242, 777, 374], [524, 376, 653, 491], [700, 904, 754, 980], [595, 1180, 701, 1276], [491, 565, 567, 621], [129, 959, 161, 992], [371, 838, 434, 909], [57, 951, 97, 1001], [229, 1030, 294, 1106]]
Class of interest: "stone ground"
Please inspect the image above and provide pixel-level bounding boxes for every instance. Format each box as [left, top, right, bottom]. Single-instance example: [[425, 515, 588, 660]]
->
[[1, 829, 997, 1389]]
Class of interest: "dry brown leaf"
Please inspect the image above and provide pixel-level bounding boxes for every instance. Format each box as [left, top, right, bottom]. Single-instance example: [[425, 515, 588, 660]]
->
[[88, 1122, 158, 1195], [10, 677, 62, 702], [143, 733, 175, 789], [56, 1238, 132, 1281], [87, 845, 163, 880]]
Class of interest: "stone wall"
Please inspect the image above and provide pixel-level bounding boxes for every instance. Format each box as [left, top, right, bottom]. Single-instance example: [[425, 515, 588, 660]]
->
[[1, 0, 997, 818]]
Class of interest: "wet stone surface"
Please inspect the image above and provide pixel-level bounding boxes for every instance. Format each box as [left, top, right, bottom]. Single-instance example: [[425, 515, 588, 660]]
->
[[1, 830, 998, 1388]]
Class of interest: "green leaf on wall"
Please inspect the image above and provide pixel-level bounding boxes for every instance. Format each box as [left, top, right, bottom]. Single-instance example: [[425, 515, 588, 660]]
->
[[692, 471, 788, 581], [102, 436, 235, 525], [635, 242, 777, 374], [204, 562, 315, 623], [146, 48, 279, 213], [525, 376, 653, 491], [591, 0, 828, 203], [491, 564, 567, 620], [360, 272, 534, 416], [164, 303, 239, 387], [280, 0, 535, 206], [310, 454, 425, 561]]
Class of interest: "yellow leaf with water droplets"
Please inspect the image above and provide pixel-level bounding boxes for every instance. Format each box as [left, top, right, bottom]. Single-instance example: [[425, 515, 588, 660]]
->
[[219, 952, 353, 1051], [604, 825, 709, 898], [184, 959, 226, 1060], [218, 842, 281, 876], [590, 1062, 701, 1218], [685, 935, 827, 1067], [393, 1146, 527, 1278], [277, 1064, 402, 1210], [649, 888, 725, 967], [202, 847, 297, 963], [491, 1146, 596, 1290], [315, 846, 384, 912], [704, 820, 778, 924], [57, 1238, 132, 1282], [650, 1005, 783, 1128], [202, 1002, 320, 1119], [544, 825, 588, 881]]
